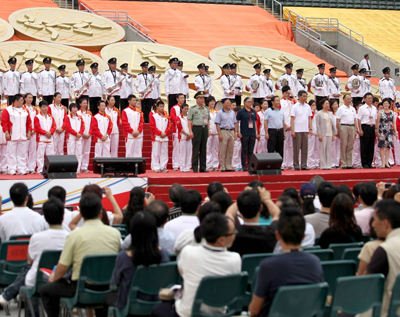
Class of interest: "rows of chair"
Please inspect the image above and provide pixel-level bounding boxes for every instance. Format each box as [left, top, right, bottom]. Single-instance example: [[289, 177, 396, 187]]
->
[[280, 0, 400, 10]]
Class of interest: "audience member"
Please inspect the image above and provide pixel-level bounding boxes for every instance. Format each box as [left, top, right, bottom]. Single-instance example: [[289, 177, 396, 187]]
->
[[168, 184, 186, 220], [318, 193, 363, 249], [299, 183, 317, 216], [48, 186, 73, 232], [355, 183, 378, 234], [357, 238, 384, 276], [122, 187, 145, 231], [385, 184, 400, 199], [40, 193, 121, 317], [205, 181, 224, 201], [0, 183, 47, 242], [281, 187, 301, 207], [310, 175, 324, 209], [209, 191, 233, 214], [246, 181, 271, 225], [336, 184, 355, 203], [353, 182, 366, 211], [305, 182, 338, 236], [249, 207, 324, 316]]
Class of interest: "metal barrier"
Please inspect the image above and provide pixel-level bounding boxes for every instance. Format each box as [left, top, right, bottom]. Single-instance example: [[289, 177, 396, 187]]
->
[[271, 0, 283, 20]]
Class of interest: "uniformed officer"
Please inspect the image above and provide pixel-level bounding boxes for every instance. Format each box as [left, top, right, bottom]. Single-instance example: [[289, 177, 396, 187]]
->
[[20, 59, 38, 105], [311, 63, 329, 110], [102, 57, 122, 109], [71, 59, 90, 105], [178, 61, 189, 99], [328, 67, 341, 104], [164, 57, 183, 112], [347, 64, 363, 107], [264, 69, 275, 108], [148, 65, 161, 101], [295, 68, 307, 99], [359, 68, 372, 97], [246, 63, 265, 105], [230, 63, 243, 106], [56, 65, 71, 108], [277, 63, 297, 93], [194, 63, 213, 98], [119, 63, 133, 111], [135, 61, 153, 122], [379, 67, 396, 101], [187, 91, 210, 173], [38, 57, 56, 105], [220, 63, 235, 100], [0, 71, 3, 99], [3, 57, 21, 105], [88, 62, 104, 115]]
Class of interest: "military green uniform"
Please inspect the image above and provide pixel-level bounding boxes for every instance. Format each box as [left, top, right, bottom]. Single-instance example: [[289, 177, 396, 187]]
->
[[188, 103, 210, 172]]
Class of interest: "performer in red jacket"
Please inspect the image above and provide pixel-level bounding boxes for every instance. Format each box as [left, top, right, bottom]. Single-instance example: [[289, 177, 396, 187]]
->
[[121, 94, 144, 157], [91, 100, 113, 158]]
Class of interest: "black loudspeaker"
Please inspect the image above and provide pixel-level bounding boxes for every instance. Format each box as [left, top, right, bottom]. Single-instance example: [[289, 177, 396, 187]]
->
[[249, 153, 283, 175], [44, 155, 78, 179], [93, 157, 146, 177]]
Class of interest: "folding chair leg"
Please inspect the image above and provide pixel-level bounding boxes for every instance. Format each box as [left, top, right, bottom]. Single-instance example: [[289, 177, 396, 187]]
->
[[18, 292, 23, 317], [4, 304, 11, 316], [77, 309, 85, 317], [39, 299, 46, 317], [27, 297, 36, 317]]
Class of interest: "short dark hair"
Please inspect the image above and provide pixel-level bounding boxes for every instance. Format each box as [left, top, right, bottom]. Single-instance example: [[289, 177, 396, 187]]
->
[[54, 92, 61, 98], [237, 190, 261, 218], [386, 185, 400, 199], [14, 94, 24, 102], [79, 98, 88, 105], [364, 54, 369, 58], [39, 100, 48, 107], [128, 94, 136, 101], [319, 97, 329, 108], [48, 186, 67, 203], [176, 93, 185, 100], [310, 176, 324, 190], [146, 200, 169, 227], [336, 185, 354, 203], [298, 90, 307, 97], [247, 180, 264, 189], [10, 183, 29, 206], [97, 100, 106, 108], [221, 98, 231, 104], [360, 183, 378, 206], [27, 194, 34, 209], [181, 189, 202, 214], [210, 191, 233, 214], [82, 184, 102, 199], [308, 99, 316, 107], [363, 92, 373, 99], [271, 95, 279, 103], [282, 187, 301, 207], [318, 182, 338, 208], [69, 103, 78, 111], [373, 97, 380, 104], [353, 182, 366, 198], [375, 200, 400, 229], [343, 94, 351, 100], [79, 193, 102, 220], [207, 182, 224, 199], [180, 103, 189, 111], [278, 206, 306, 245], [42, 197, 64, 225], [169, 184, 186, 207], [200, 213, 230, 244], [282, 85, 291, 93], [206, 96, 216, 106]]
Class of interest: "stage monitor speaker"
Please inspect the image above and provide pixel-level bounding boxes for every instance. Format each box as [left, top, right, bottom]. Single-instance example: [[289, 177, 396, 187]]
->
[[43, 155, 78, 179], [249, 153, 282, 175], [93, 157, 146, 177]]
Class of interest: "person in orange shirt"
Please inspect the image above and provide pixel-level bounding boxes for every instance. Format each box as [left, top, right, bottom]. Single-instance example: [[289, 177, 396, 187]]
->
[[176, 103, 192, 172], [91, 100, 113, 158], [0, 108, 7, 174], [34, 100, 56, 174], [170, 93, 185, 171], [122, 94, 144, 157], [25, 93, 39, 174], [77, 98, 92, 173]]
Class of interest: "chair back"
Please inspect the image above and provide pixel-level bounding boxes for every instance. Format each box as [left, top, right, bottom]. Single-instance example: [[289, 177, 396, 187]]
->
[[321, 260, 357, 295], [330, 274, 385, 316], [191, 273, 248, 317], [342, 247, 362, 266], [269, 282, 329, 317], [241, 253, 277, 286], [9, 235, 32, 241], [303, 245, 321, 251], [33, 250, 62, 294], [112, 225, 128, 239], [388, 274, 400, 317], [329, 242, 364, 260], [304, 249, 334, 261], [0, 240, 30, 286]]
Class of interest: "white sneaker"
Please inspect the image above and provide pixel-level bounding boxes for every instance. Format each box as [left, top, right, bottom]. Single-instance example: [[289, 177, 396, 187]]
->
[[0, 294, 10, 306]]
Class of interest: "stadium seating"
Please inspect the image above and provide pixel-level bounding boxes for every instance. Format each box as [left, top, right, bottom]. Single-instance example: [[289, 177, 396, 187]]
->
[[279, 0, 400, 9]]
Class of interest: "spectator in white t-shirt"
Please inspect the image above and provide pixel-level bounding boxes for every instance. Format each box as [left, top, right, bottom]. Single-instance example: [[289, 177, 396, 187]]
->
[[0, 183, 47, 242], [48, 186, 73, 232], [164, 189, 202, 238], [152, 212, 241, 317], [355, 183, 378, 234], [0, 197, 68, 313]]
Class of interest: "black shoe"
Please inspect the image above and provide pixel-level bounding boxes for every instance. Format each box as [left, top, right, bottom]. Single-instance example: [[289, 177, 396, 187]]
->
[[226, 169, 235, 172], [368, 165, 375, 169], [294, 167, 300, 171], [341, 166, 347, 169], [220, 170, 228, 172], [243, 168, 248, 172], [362, 165, 369, 169], [302, 167, 309, 171], [347, 166, 355, 169], [192, 170, 198, 173], [200, 170, 209, 173]]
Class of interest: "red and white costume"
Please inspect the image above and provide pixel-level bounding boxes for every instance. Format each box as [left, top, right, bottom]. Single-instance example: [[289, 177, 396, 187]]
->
[[206, 109, 219, 170], [281, 97, 295, 169], [232, 121, 242, 170], [34, 112, 56, 173], [255, 110, 267, 153], [92, 112, 113, 158], [394, 115, 400, 165], [1, 105, 31, 175], [26, 105, 39, 173], [77, 109, 93, 171], [105, 106, 120, 157], [48, 103, 67, 155], [176, 113, 192, 172], [62, 114, 85, 171], [122, 106, 144, 158], [170, 104, 181, 170], [150, 112, 171, 172], [0, 118, 7, 173], [307, 110, 320, 169]]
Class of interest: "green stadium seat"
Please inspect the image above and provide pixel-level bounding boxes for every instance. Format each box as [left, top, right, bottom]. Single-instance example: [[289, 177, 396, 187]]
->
[[328, 0, 338, 7], [304, 1, 313, 6], [9, 235, 31, 241], [362, 0, 371, 8], [388, 274, 400, 317], [329, 242, 364, 260], [0, 240, 29, 288], [112, 225, 128, 239], [342, 247, 362, 266], [303, 245, 321, 251], [321, 260, 357, 295], [305, 249, 334, 261]]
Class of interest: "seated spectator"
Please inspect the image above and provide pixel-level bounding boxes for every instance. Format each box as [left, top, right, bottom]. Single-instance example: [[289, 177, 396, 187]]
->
[[353, 182, 366, 211], [210, 191, 233, 214], [122, 200, 176, 254], [299, 183, 317, 216], [357, 238, 384, 276], [318, 193, 363, 249], [27, 194, 34, 210], [305, 182, 338, 237], [164, 189, 202, 238], [385, 184, 400, 199], [204, 181, 224, 202], [152, 213, 241, 317], [40, 193, 121, 317], [281, 187, 301, 206], [0, 183, 47, 242], [0, 197, 68, 312], [168, 184, 186, 220], [355, 183, 378, 234], [246, 181, 271, 225], [122, 187, 145, 231], [367, 199, 400, 316], [336, 184, 355, 204], [48, 186, 73, 232], [249, 207, 324, 316], [310, 175, 324, 210], [99, 211, 170, 317]]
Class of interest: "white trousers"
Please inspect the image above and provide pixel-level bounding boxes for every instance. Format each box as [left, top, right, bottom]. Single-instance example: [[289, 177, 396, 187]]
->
[[37, 142, 55, 173], [27, 137, 37, 172], [126, 137, 143, 157], [95, 141, 111, 158], [206, 135, 219, 170], [254, 136, 267, 154], [331, 138, 340, 167], [172, 133, 180, 169], [180, 139, 192, 172], [110, 133, 119, 157], [374, 141, 395, 166], [393, 138, 400, 165], [283, 131, 293, 169], [53, 132, 65, 155], [352, 137, 362, 168], [67, 139, 83, 171], [7, 140, 28, 174], [0, 144, 7, 172], [232, 139, 242, 169], [152, 141, 168, 171], [307, 135, 320, 169], [81, 137, 92, 171]]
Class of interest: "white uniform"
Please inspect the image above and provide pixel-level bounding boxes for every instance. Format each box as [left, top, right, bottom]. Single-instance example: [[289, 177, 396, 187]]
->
[[3, 70, 20, 96], [379, 77, 396, 100], [0, 117, 7, 173], [232, 133, 242, 170], [88, 72, 104, 98], [0, 72, 3, 95], [359, 59, 371, 72], [38, 69, 56, 96], [122, 106, 143, 158], [170, 104, 181, 170], [295, 77, 307, 97], [56, 76, 71, 99], [194, 74, 213, 97], [119, 75, 133, 99], [206, 109, 219, 170], [231, 74, 243, 99], [277, 73, 297, 91], [264, 78, 275, 100], [307, 110, 320, 169], [254, 110, 267, 153], [71, 71, 90, 96], [328, 77, 341, 99], [311, 73, 329, 97], [48, 103, 67, 155], [34, 113, 55, 173], [247, 74, 266, 99], [360, 77, 372, 96], [331, 112, 340, 168], [220, 75, 236, 99], [151, 112, 170, 171], [20, 72, 38, 97], [164, 68, 183, 96], [102, 70, 122, 97], [26, 105, 38, 173], [180, 71, 189, 97], [93, 112, 112, 157], [149, 75, 161, 99], [135, 73, 153, 96], [281, 98, 295, 169], [347, 75, 364, 98], [77, 109, 93, 171], [105, 106, 120, 157], [352, 132, 362, 168], [64, 114, 84, 171], [177, 114, 192, 172]]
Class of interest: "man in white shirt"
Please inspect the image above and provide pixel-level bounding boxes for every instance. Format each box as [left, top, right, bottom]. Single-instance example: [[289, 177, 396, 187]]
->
[[359, 54, 371, 75], [71, 59, 90, 106], [177, 61, 189, 99], [277, 63, 297, 94], [3, 57, 21, 106], [230, 63, 243, 106], [20, 59, 38, 106], [165, 57, 183, 112], [55, 65, 71, 108], [164, 189, 202, 239], [355, 183, 377, 234], [88, 63, 104, 115], [359, 68, 372, 96], [379, 67, 396, 101], [0, 183, 47, 242], [347, 64, 363, 108], [280, 86, 295, 169], [119, 63, 133, 111], [220, 64, 235, 101], [311, 63, 329, 111], [38, 57, 56, 105], [246, 63, 266, 105], [336, 94, 358, 169], [102, 58, 121, 109], [48, 186, 73, 232], [194, 63, 213, 99], [294, 69, 307, 100], [328, 67, 341, 103], [263, 69, 275, 108], [291, 90, 312, 170]]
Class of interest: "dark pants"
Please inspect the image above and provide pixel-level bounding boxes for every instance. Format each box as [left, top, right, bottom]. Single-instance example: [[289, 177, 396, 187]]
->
[[253, 98, 264, 106], [142, 98, 154, 123], [77, 95, 89, 107], [267, 100, 272, 108], [267, 128, 284, 160], [192, 126, 208, 172], [360, 124, 375, 167], [316, 96, 327, 111], [120, 98, 128, 111], [43, 95, 54, 105], [352, 97, 363, 108], [32, 96, 37, 106], [241, 135, 256, 170], [235, 95, 242, 106], [168, 94, 179, 113], [152, 301, 179, 317], [61, 98, 69, 108], [112, 95, 121, 110], [89, 97, 101, 115], [7, 95, 16, 105]]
